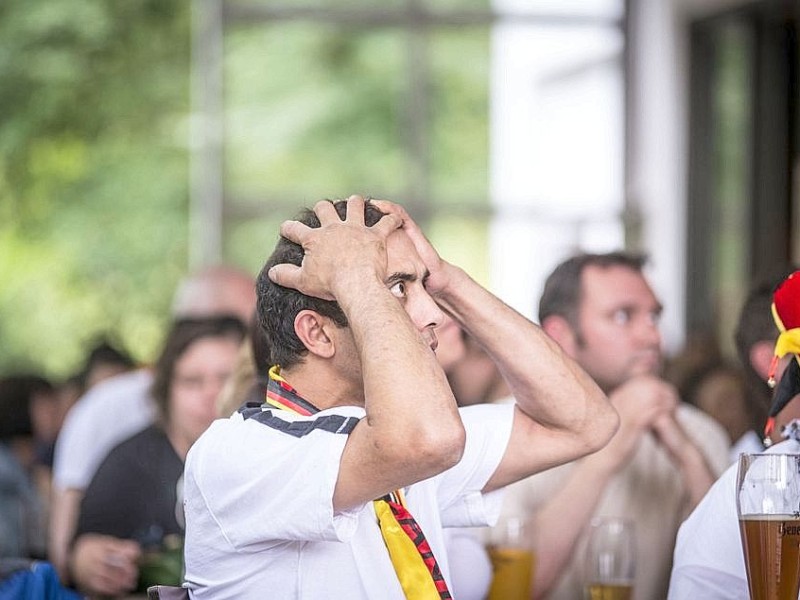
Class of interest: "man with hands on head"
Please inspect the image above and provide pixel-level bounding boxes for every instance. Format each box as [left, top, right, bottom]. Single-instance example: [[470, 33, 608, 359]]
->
[[182, 196, 618, 599], [496, 252, 731, 600]]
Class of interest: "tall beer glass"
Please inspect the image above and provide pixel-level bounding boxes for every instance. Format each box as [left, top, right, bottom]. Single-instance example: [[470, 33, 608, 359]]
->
[[737, 453, 800, 600], [487, 517, 534, 600], [583, 517, 635, 600]]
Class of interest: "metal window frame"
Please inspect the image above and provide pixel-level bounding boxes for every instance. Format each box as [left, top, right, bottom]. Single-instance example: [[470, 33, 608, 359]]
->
[[686, 0, 799, 346], [189, 0, 626, 267]]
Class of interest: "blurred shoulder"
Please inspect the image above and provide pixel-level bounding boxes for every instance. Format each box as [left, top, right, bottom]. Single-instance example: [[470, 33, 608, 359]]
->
[[677, 403, 731, 475]]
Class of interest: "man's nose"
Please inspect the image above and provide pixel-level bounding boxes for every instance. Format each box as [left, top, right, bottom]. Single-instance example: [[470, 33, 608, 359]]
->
[[412, 291, 445, 332], [636, 317, 661, 346]]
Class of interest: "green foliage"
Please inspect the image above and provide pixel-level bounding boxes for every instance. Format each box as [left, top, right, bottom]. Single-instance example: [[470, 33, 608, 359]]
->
[[1, 1, 492, 378], [223, 21, 491, 275], [225, 23, 409, 200], [0, 0, 191, 377]]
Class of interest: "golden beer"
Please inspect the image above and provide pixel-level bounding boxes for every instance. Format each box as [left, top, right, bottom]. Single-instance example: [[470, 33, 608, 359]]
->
[[739, 515, 800, 600], [487, 546, 533, 600], [585, 582, 633, 600]]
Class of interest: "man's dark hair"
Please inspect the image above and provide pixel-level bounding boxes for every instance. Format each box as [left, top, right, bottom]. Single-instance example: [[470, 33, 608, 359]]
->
[[150, 316, 246, 423], [538, 252, 648, 331], [249, 310, 270, 384], [79, 340, 135, 389], [256, 199, 388, 370], [734, 276, 786, 432], [0, 375, 54, 441], [734, 281, 778, 373]]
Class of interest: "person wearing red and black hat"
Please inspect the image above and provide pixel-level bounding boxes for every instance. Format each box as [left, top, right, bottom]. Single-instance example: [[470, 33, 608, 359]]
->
[[670, 270, 800, 599]]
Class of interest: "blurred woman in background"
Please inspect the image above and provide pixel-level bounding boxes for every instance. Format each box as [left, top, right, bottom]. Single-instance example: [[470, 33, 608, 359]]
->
[[68, 316, 245, 597]]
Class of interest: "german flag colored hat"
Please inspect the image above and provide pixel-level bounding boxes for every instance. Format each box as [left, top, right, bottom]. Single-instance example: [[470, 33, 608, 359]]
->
[[764, 270, 800, 439]]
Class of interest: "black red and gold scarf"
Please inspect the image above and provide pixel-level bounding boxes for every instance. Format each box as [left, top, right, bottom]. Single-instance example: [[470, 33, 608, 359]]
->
[[266, 366, 451, 600]]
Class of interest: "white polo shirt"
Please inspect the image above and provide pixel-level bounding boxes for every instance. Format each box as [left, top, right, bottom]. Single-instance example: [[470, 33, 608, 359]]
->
[[183, 402, 514, 599]]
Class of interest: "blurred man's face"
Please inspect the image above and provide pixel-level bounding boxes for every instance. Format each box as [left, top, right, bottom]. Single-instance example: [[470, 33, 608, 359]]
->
[[434, 315, 466, 372], [170, 336, 240, 448], [571, 265, 663, 392]]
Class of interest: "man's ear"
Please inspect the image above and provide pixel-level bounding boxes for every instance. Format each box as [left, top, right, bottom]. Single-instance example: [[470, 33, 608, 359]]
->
[[541, 315, 578, 355], [294, 310, 335, 359], [750, 340, 776, 380]]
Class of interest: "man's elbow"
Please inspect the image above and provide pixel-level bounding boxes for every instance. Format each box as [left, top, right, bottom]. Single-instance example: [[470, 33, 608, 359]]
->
[[585, 398, 619, 454], [392, 422, 466, 479]]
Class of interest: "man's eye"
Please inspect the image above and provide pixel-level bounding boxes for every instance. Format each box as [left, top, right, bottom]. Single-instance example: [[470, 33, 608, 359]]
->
[[611, 309, 630, 325], [390, 281, 406, 298]]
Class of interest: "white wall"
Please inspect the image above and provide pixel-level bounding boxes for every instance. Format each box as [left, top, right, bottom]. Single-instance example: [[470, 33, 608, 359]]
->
[[488, 0, 754, 353], [489, 2, 625, 322], [627, 0, 751, 354], [626, 0, 689, 355]]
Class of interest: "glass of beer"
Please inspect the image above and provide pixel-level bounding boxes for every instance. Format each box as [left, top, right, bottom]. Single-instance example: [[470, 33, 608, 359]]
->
[[737, 453, 800, 600], [583, 517, 635, 600], [487, 517, 534, 600]]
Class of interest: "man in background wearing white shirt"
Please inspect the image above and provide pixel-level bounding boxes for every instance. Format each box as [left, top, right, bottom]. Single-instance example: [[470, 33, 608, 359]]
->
[[48, 265, 255, 583]]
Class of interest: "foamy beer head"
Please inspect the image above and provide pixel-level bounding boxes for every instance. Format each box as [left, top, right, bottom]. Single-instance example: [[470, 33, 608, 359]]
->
[[737, 453, 800, 517]]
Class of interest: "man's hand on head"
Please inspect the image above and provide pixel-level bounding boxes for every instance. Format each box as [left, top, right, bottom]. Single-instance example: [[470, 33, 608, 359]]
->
[[370, 199, 452, 296], [268, 195, 402, 301]]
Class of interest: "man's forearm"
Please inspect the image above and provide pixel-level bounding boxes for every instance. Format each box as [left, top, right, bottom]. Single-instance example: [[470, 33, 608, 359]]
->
[[676, 444, 716, 509], [344, 278, 463, 453], [434, 263, 609, 436], [328, 275, 466, 510], [48, 487, 82, 583], [528, 456, 617, 598], [651, 416, 715, 509]]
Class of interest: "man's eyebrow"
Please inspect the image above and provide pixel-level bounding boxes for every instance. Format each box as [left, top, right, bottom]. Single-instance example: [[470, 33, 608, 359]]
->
[[608, 301, 663, 315], [385, 272, 417, 286], [610, 302, 664, 316]]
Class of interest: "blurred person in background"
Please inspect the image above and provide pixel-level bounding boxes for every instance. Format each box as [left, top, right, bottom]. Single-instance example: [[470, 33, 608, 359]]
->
[[665, 272, 792, 463], [0, 374, 58, 560], [77, 339, 136, 394], [215, 312, 271, 419], [446, 330, 510, 408], [497, 252, 730, 600], [68, 316, 246, 598], [49, 265, 255, 584], [669, 270, 800, 598], [726, 276, 789, 458], [682, 362, 750, 461]]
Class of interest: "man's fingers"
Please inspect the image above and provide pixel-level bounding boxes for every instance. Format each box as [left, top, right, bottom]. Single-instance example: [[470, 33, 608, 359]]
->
[[344, 195, 366, 225], [115, 539, 142, 562], [372, 200, 432, 247], [268, 264, 302, 289], [269, 263, 334, 300], [373, 213, 403, 236], [279, 220, 312, 245], [313, 200, 340, 224], [370, 199, 407, 222]]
